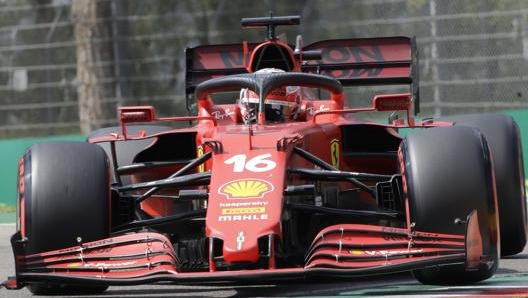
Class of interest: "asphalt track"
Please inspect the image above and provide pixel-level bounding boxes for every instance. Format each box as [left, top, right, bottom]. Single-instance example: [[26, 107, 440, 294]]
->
[[0, 223, 527, 297]]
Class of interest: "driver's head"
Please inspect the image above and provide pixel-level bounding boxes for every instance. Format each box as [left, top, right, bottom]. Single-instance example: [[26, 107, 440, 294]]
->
[[238, 68, 300, 124]]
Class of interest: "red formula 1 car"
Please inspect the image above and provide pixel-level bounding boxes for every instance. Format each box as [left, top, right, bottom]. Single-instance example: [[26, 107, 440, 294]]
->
[[4, 15, 527, 294]]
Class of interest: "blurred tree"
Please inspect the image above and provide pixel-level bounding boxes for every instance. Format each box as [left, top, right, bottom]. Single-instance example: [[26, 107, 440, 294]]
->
[[71, 0, 114, 134]]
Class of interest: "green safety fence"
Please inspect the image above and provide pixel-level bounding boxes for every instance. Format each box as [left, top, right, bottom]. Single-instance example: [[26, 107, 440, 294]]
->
[[1, 112, 527, 223]]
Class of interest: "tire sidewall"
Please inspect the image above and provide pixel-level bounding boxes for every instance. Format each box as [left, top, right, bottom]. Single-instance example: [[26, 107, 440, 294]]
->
[[441, 113, 527, 256], [401, 126, 499, 284]]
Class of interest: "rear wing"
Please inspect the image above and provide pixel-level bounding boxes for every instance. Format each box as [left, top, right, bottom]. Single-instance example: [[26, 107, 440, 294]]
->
[[185, 36, 419, 113], [185, 42, 260, 93], [301, 37, 417, 86]]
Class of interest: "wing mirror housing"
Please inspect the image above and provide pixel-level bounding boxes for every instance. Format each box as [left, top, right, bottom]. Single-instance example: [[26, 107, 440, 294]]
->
[[118, 106, 156, 139], [373, 93, 415, 127], [373, 93, 411, 111], [118, 106, 156, 123]]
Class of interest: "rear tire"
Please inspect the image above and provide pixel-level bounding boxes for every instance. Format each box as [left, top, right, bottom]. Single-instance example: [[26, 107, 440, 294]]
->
[[441, 113, 527, 256], [19, 142, 110, 294], [400, 127, 499, 285]]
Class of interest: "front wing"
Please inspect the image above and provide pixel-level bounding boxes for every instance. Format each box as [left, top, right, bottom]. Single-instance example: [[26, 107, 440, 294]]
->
[[3, 212, 486, 289]]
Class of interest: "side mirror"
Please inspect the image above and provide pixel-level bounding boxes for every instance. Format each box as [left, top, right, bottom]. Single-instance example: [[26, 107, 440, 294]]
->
[[373, 93, 411, 112], [118, 106, 156, 139], [118, 106, 156, 123], [373, 93, 415, 127]]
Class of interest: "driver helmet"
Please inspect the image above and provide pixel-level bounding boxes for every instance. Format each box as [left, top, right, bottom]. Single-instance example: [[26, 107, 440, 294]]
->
[[238, 68, 300, 124]]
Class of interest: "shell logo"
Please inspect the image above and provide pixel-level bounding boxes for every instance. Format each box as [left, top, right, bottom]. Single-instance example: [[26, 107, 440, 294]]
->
[[218, 179, 273, 199]]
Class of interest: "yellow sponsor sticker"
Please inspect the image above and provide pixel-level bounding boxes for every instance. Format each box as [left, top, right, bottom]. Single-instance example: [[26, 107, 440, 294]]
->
[[349, 250, 364, 255], [197, 146, 204, 172], [221, 207, 266, 215], [330, 139, 339, 169]]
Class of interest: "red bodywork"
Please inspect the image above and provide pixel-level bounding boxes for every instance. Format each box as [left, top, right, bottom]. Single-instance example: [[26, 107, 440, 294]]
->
[[4, 15, 486, 290]]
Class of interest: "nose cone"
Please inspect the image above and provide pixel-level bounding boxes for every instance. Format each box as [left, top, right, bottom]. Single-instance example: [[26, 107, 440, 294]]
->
[[205, 150, 286, 263]]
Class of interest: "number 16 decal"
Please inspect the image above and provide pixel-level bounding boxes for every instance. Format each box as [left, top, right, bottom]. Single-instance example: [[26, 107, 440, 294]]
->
[[224, 154, 277, 173]]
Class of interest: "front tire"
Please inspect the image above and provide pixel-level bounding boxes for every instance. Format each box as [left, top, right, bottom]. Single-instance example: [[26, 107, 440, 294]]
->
[[441, 113, 527, 256], [19, 141, 110, 294], [400, 127, 500, 285]]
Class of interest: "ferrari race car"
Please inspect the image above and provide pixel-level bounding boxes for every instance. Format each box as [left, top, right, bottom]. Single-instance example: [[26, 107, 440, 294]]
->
[[3, 15, 527, 294]]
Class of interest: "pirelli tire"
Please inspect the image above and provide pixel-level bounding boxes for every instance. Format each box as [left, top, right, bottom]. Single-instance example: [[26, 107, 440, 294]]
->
[[440, 113, 527, 256], [400, 126, 500, 285], [19, 141, 110, 295]]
